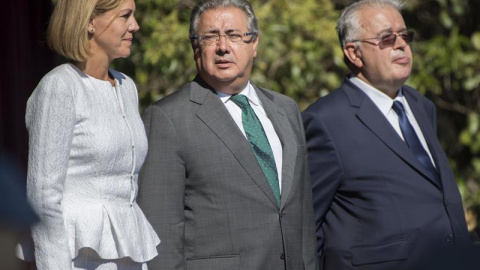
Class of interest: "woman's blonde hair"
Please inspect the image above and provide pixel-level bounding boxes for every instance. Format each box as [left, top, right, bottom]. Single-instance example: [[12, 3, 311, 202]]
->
[[47, 0, 125, 62]]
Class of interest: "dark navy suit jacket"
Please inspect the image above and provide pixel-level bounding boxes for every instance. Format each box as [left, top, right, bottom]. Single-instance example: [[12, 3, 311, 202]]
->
[[302, 79, 471, 270]]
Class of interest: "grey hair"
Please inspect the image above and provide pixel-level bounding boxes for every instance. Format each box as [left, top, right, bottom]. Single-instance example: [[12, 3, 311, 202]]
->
[[336, 0, 405, 49], [189, 0, 258, 39]]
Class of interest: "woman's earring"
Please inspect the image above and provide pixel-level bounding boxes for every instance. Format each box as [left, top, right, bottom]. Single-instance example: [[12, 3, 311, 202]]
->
[[90, 28, 95, 34]]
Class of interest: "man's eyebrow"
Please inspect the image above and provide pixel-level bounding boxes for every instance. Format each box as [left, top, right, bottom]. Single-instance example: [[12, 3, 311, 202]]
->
[[201, 28, 243, 34], [377, 27, 408, 35]]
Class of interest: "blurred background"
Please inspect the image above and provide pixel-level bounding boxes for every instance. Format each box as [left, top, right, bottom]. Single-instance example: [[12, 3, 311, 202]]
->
[[2, 0, 479, 246]]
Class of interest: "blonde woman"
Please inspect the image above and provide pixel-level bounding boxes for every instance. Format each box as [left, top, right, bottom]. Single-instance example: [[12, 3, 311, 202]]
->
[[16, 0, 160, 269]]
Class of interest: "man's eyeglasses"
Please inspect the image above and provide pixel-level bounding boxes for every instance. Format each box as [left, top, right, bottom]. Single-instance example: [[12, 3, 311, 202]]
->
[[190, 32, 257, 46], [349, 31, 414, 48]]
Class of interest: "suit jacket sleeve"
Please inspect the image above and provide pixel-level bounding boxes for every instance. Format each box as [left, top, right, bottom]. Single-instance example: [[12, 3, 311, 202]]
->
[[25, 75, 75, 270], [138, 104, 186, 270], [302, 109, 344, 270]]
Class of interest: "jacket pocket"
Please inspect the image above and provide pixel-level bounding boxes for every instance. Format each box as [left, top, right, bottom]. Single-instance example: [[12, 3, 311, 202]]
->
[[351, 239, 409, 265], [186, 255, 240, 270]]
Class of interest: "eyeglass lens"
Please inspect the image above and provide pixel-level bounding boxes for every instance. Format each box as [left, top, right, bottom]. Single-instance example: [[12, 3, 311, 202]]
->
[[200, 33, 255, 46], [381, 31, 414, 46]]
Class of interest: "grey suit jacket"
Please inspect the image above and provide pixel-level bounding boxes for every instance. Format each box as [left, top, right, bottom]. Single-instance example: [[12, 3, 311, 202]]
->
[[138, 76, 318, 270]]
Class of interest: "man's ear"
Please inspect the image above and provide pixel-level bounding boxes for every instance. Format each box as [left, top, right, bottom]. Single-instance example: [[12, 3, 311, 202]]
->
[[252, 35, 259, 58], [191, 41, 201, 60], [344, 42, 363, 68]]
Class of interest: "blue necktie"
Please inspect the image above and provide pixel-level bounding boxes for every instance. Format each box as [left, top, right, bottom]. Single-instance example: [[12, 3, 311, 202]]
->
[[230, 94, 281, 206], [392, 101, 440, 185]]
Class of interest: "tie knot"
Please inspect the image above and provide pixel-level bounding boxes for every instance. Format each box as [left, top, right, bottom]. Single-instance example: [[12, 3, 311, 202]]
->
[[392, 100, 405, 115], [230, 94, 250, 110]]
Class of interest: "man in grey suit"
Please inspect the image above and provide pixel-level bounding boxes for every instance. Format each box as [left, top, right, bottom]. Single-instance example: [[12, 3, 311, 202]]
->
[[137, 0, 318, 269]]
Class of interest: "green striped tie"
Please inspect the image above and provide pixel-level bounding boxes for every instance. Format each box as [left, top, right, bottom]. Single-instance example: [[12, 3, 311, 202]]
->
[[230, 94, 281, 206]]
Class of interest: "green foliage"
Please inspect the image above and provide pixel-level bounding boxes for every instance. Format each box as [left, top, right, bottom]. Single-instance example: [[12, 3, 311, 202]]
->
[[404, 0, 480, 212], [115, 0, 196, 106], [251, 0, 343, 109], [113, 0, 480, 228], [115, 0, 343, 110]]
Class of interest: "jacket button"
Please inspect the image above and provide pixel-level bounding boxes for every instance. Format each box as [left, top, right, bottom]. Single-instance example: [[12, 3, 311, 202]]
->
[[445, 234, 454, 243], [280, 253, 285, 260]]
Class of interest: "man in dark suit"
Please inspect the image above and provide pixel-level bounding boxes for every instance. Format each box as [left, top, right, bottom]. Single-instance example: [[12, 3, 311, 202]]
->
[[138, 0, 318, 269], [302, 0, 472, 269]]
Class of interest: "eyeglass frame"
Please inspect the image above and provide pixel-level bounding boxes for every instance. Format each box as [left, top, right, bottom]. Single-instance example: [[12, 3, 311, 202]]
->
[[348, 30, 414, 48], [189, 32, 257, 46]]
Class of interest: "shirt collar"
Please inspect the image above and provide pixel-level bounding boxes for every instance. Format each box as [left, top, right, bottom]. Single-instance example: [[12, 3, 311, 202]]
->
[[349, 76, 403, 115], [217, 82, 261, 106]]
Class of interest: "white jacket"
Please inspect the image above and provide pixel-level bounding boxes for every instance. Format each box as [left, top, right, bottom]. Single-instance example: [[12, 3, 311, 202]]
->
[[16, 63, 160, 270]]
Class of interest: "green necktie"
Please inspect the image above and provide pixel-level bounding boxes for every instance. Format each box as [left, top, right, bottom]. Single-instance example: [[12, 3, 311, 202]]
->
[[230, 94, 281, 206]]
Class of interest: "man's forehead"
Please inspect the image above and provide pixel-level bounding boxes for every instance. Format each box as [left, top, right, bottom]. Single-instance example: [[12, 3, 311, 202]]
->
[[358, 7, 405, 33], [198, 8, 248, 32], [199, 7, 246, 22]]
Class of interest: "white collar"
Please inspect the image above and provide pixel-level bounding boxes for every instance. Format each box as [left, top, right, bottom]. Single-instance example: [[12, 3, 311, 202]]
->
[[217, 82, 261, 106], [349, 76, 403, 115]]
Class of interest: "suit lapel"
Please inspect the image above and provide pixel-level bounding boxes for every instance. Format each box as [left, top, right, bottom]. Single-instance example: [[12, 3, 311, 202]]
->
[[343, 80, 441, 189], [192, 78, 280, 207], [254, 84, 297, 209]]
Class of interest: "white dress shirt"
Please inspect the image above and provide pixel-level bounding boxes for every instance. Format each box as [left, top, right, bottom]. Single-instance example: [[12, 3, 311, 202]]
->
[[349, 76, 436, 166], [217, 83, 283, 191]]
